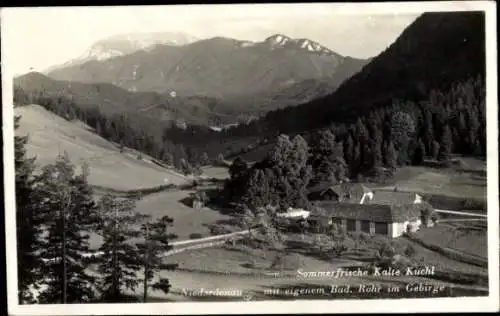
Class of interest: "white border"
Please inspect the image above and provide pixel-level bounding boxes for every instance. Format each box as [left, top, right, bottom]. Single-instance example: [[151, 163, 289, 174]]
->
[[2, 1, 498, 315]]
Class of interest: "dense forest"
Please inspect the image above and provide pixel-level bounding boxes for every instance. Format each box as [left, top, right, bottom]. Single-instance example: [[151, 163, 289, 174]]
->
[[14, 70, 486, 180]]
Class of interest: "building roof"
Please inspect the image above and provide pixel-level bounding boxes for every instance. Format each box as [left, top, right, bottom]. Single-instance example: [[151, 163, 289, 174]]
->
[[312, 202, 421, 223], [307, 180, 335, 194], [368, 190, 419, 206], [321, 183, 372, 202]]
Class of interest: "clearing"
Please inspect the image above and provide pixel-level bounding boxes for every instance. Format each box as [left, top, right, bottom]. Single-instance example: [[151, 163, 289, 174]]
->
[[411, 222, 487, 260], [15, 104, 188, 190], [134, 188, 235, 240], [382, 160, 486, 200], [201, 166, 230, 180], [87, 187, 236, 249]]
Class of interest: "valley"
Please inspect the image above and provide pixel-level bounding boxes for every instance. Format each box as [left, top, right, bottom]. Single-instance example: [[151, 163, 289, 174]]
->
[[10, 8, 492, 307]]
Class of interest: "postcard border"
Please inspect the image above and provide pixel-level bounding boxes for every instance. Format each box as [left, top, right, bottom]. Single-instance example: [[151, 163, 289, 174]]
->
[[2, 1, 498, 314]]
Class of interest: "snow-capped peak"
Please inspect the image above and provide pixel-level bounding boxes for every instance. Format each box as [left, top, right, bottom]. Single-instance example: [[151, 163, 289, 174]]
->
[[45, 32, 198, 73], [291, 38, 332, 54], [259, 34, 335, 55], [85, 45, 125, 61], [264, 34, 291, 47]]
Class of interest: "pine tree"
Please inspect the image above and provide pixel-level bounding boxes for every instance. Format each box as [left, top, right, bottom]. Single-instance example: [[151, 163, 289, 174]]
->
[[242, 169, 270, 210], [36, 154, 98, 303], [179, 158, 192, 175], [332, 142, 348, 182], [431, 140, 440, 160], [136, 216, 178, 302], [310, 130, 342, 184], [390, 110, 415, 165], [344, 134, 355, 166], [200, 152, 210, 166], [413, 139, 426, 165], [173, 144, 187, 170], [423, 109, 434, 153], [385, 141, 397, 170], [438, 124, 453, 161], [352, 143, 361, 174], [95, 195, 147, 302], [15, 115, 42, 304]]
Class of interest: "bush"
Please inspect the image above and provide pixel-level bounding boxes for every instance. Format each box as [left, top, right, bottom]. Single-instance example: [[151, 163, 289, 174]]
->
[[463, 198, 487, 210], [430, 212, 439, 222], [404, 244, 416, 258], [208, 224, 232, 236], [269, 252, 302, 271], [377, 241, 396, 259], [189, 233, 203, 239]]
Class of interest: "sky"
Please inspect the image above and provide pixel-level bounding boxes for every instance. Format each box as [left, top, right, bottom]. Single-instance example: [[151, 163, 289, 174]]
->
[[1, 4, 423, 76]]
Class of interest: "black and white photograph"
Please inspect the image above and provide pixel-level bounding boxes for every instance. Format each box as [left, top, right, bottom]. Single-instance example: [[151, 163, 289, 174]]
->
[[1, 2, 498, 314]]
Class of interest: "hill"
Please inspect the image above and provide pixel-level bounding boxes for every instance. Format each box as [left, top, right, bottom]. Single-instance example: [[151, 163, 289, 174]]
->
[[13, 70, 352, 128], [13, 72, 238, 127], [46, 34, 368, 98], [14, 104, 188, 190]]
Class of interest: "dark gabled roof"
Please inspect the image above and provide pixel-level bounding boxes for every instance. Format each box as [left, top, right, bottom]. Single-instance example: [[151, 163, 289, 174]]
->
[[313, 202, 421, 223], [307, 180, 334, 194], [367, 190, 418, 206], [309, 181, 371, 194], [320, 186, 342, 196], [322, 183, 372, 201]]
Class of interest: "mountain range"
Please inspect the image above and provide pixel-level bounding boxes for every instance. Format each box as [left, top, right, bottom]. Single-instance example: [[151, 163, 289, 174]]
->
[[46, 33, 368, 98], [17, 33, 369, 127]]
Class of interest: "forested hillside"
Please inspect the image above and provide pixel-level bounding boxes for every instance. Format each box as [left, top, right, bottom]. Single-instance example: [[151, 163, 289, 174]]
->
[[13, 11, 486, 181], [256, 11, 485, 133]]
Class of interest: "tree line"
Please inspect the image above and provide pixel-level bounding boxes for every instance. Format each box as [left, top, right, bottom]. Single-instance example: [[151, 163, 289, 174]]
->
[[15, 115, 177, 304]]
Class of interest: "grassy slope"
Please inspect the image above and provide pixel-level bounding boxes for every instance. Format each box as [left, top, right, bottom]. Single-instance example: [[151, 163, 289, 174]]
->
[[134, 189, 233, 240], [412, 223, 487, 259], [369, 157, 486, 201], [388, 165, 486, 200], [15, 104, 188, 190], [200, 166, 230, 180]]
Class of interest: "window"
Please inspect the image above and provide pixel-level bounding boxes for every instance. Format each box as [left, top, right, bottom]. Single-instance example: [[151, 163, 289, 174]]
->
[[346, 219, 357, 232], [361, 220, 371, 233], [374, 222, 388, 235]]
